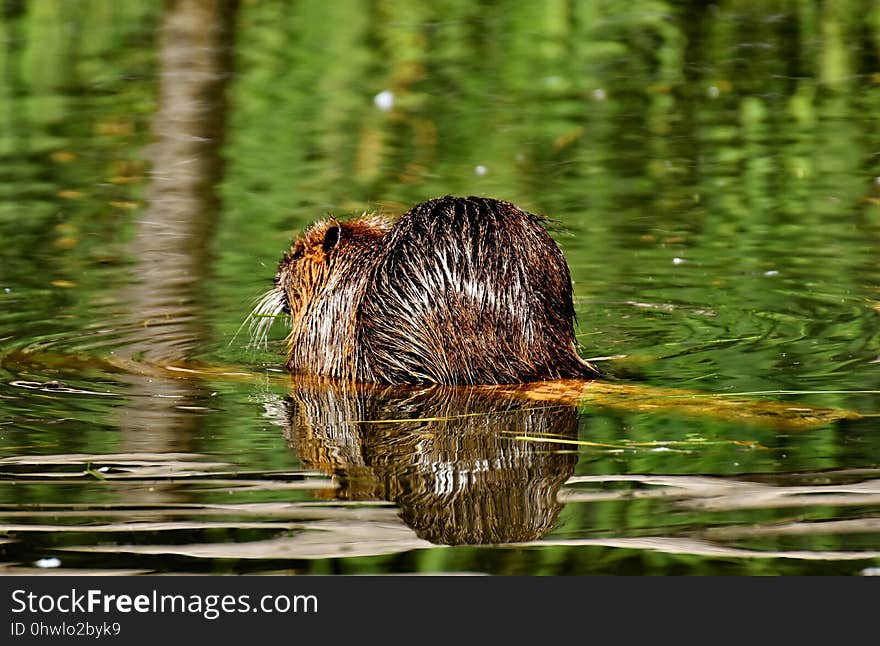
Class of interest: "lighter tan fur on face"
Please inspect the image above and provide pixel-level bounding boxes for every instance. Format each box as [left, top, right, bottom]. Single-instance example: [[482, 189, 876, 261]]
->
[[240, 219, 339, 351], [280, 215, 391, 379], [244, 214, 391, 375], [279, 219, 339, 328]]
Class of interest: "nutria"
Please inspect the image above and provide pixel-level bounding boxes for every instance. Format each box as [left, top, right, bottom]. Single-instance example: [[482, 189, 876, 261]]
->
[[250, 195, 600, 385]]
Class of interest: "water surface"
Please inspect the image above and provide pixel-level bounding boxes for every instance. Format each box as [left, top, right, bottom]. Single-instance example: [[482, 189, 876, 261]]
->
[[0, 1, 878, 575]]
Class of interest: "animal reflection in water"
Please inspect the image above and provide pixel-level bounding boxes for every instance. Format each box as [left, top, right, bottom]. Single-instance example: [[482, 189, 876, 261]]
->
[[278, 380, 578, 546]]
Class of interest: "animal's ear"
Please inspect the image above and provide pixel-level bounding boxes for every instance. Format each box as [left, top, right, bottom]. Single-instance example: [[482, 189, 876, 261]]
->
[[323, 225, 340, 253]]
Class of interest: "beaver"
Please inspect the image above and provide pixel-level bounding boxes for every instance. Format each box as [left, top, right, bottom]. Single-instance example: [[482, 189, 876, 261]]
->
[[250, 195, 600, 385]]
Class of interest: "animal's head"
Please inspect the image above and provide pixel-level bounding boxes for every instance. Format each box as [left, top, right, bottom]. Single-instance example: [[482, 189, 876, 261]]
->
[[275, 218, 344, 324], [246, 215, 390, 350]]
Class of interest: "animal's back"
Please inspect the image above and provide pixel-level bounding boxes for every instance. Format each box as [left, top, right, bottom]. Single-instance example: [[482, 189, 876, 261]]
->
[[357, 195, 599, 384]]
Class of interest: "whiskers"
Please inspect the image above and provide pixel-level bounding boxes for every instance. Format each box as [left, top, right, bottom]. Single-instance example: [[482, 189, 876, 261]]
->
[[231, 287, 289, 350]]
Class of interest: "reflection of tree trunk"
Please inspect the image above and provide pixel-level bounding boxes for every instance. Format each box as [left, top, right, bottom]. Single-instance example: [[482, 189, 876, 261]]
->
[[127, 0, 237, 365], [117, 0, 238, 472]]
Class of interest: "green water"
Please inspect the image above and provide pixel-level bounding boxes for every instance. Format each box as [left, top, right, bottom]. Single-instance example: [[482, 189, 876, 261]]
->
[[0, 1, 878, 575]]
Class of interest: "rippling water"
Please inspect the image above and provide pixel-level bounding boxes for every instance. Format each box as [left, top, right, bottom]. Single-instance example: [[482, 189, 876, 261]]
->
[[0, 1, 878, 575]]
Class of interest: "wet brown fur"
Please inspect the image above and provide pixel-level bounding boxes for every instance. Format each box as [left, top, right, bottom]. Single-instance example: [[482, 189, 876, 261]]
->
[[263, 195, 600, 385]]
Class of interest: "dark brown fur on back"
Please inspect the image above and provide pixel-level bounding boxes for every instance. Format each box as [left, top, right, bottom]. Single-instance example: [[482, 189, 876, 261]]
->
[[267, 195, 600, 385]]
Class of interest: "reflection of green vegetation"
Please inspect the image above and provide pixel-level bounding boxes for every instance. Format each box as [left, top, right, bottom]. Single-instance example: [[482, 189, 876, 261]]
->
[[0, 1, 878, 574], [0, 0, 156, 338]]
